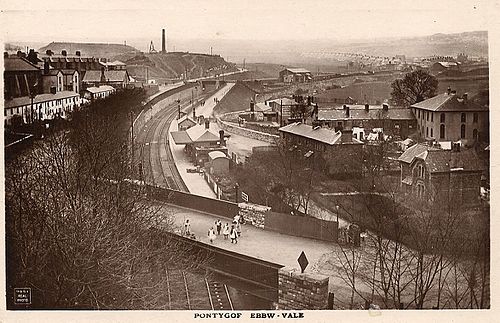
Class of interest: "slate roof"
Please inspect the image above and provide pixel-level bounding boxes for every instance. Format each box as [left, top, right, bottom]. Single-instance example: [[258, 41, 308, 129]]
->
[[186, 124, 220, 142], [82, 70, 128, 82], [44, 69, 62, 76], [318, 107, 414, 121], [398, 143, 484, 173], [283, 68, 311, 74], [85, 85, 115, 94], [170, 131, 192, 144], [4, 91, 79, 109], [60, 69, 78, 75], [250, 102, 273, 112], [178, 115, 197, 126], [268, 98, 299, 106], [4, 57, 40, 71], [411, 93, 488, 112], [279, 122, 362, 145]]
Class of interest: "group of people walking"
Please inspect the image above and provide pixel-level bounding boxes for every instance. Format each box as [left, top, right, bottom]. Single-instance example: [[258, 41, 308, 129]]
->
[[184, 216, 244, 245], [208, 217, 242, 244]]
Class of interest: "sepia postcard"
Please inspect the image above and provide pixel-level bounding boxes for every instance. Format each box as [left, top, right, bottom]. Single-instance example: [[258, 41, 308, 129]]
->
[[1, 0, 499, 322]]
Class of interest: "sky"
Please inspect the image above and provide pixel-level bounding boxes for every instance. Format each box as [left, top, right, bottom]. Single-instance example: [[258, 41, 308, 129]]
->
[[1, 0, 494, 46]]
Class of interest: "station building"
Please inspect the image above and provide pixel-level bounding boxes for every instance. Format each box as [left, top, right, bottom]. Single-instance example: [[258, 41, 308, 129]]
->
[[171, 120, 228, 166]]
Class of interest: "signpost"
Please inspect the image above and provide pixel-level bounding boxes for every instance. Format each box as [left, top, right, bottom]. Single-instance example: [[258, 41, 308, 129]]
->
[[241, 191, 249, 202], [297, 251, 309, 273]]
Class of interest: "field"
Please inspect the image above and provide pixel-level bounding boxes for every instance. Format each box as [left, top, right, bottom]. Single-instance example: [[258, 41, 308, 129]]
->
[[315, 74, 489, 106]]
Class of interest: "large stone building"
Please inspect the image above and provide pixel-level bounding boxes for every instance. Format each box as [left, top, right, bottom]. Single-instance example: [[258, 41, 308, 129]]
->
[[398, 143, 484, 206], [314, 103, 416, 140], [411, 89, 489, 145], [279, 122, 364, 178]]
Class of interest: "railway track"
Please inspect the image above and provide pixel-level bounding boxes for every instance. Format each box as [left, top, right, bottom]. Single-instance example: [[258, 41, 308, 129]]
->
[[206, 279, 234, 310], [136, 99, 189, 191]]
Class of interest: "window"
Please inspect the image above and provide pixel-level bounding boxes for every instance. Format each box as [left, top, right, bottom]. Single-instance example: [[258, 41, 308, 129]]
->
[[426, 112, 429, 121], [417, 183, 425, 199], [426, 127, 428, 137], [440, 113, 445, 123], [473, 129, 478, 140], [430, 128, 433, 137], [461, 124, 466, 139], [440, 124, 445, 139], [473, 113, 478, 123], [418, 110, 420, 118], [431, 113, 433, 122], [461, 113, 466, 123]]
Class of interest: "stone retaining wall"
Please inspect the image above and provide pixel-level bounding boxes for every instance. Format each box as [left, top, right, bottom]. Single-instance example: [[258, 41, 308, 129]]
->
[[238, 203, 269, 229], [278, 267, 329, 310], [217, 117, 279, 144]]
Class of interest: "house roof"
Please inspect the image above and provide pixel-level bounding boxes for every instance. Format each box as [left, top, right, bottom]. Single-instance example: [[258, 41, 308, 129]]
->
[[208, 151, 228, 160], [411, 93, 488, 112], [250, 102, 272, 113], [398, 143, 484, 173], [85, 85, 115, 94], [60, 69, 78, 75], [279, 122, 342, 145], [283, 68, 311, 74], [267, 97, 299, 106], [170, 131, 192, 144], [82, 70, 128, 82], [44, 69, 63, 76], [4, 91, 79, 109], [318, 106, 414, 121], [433, 61, 460, 68], [178, 115, 197, 126], [4, 57, 40, 72], [185, 124, 220, 143]]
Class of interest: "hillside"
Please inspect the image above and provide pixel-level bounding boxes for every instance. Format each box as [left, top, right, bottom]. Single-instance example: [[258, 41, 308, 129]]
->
[[120, 52, 238, 82], [38, 42, 141, 58], [304, 31, 488, 60]]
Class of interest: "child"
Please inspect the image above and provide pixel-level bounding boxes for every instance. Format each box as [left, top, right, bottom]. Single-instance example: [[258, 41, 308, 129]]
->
[[208, 227, 216, 244], [230, 225, 237, 244], [223, 223, 230, 240]]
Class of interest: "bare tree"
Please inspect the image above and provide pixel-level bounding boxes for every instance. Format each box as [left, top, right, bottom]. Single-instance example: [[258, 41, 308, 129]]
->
[[391, 70, 438, 106]]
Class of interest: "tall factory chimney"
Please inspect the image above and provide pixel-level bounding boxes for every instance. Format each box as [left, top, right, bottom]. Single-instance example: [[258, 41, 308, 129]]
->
[[161, 29, 166, 53]]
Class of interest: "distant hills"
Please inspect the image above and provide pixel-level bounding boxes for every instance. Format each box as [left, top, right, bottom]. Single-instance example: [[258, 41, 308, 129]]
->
[[38, 42, 141, 58], [321, 31, 488, 58]]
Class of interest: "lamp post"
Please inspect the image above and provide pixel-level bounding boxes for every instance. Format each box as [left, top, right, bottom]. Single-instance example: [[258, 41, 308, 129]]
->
[[234, 182, 239, 203], [336, 205, 339, 223]]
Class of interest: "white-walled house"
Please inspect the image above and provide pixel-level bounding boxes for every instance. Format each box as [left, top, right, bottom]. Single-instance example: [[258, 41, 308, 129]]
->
[[4, 91, 81, 125]]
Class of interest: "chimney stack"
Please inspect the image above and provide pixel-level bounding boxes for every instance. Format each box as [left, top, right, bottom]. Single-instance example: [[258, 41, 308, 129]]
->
[[162, 29, 166, 54], [345, 106, 350, 117], [61, 50, 67, 56], [365, 103, 369, 112], [193, 107, 196, 120], [447, 86, 452, 95], [250, 99, 255, 112], [382, 103, 389, 111], [43, 61, 49, 75], [46, 49, 53, 56], [205, 119, 210, 129], [75, 50, 81, 56], [219, 130, 225, 146], [463, 93, 468, 101], [341, 128, 353, 143], [3, 52, 8, 59]]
